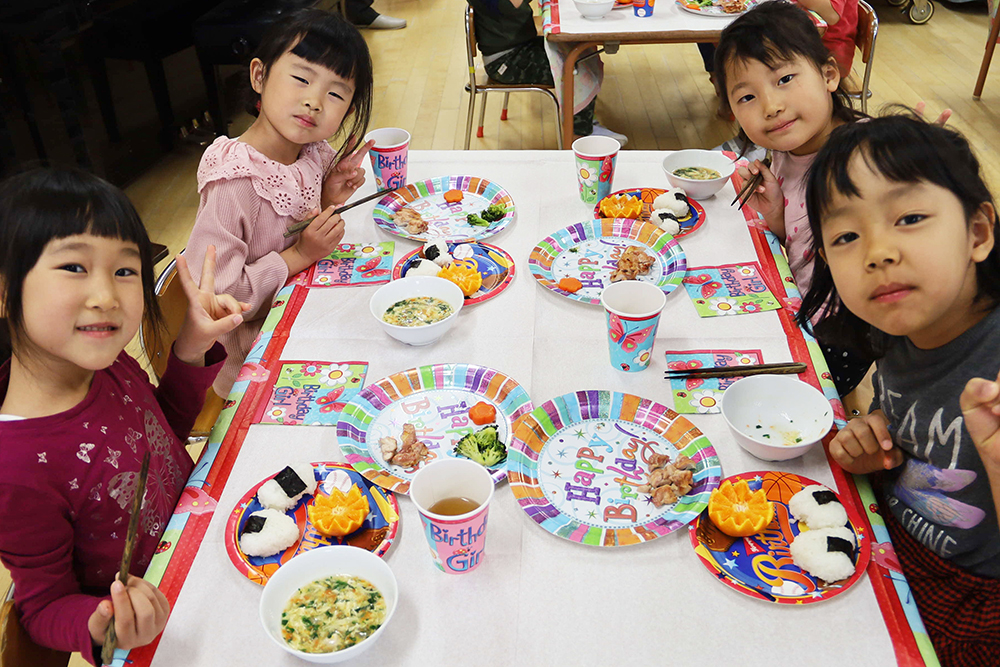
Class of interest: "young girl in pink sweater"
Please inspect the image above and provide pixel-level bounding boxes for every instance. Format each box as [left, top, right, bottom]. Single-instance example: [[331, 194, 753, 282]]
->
[[0, 167, 241, 664], [184, 8, 375, 398]]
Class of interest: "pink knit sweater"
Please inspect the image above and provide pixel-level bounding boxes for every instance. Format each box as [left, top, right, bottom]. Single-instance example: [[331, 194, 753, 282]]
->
[[185, 137, 336, 396]]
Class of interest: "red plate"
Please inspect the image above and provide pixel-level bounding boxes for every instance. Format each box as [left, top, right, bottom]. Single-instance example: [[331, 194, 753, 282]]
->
[[594, 187, 706, 237]]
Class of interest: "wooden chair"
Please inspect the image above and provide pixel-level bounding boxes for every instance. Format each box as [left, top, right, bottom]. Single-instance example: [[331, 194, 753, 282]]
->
[[1, 586, 70, 667], [463, 5, 562, 150], [851, 0, 878, 114], [139, 257, 226, 440], [974, 0, 1000, 99]]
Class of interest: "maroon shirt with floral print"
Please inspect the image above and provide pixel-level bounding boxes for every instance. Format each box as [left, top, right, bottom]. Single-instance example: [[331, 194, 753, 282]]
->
[[0, 345, 224, 663]]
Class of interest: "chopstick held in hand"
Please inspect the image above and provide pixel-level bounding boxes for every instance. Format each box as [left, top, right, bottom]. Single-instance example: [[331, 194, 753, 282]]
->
[[731, 149, 773, 211], [101, 452, 151, 666], [283, 186, 401, 238], [663, 361, 807, 380]]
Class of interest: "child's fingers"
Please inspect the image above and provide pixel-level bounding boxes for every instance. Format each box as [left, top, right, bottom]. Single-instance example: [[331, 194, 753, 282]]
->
[[960, 378, 1000, 414], [125, 583, 158, 641], [198, 245, 218, 296], [110, 577, 136, 641], [215, 294, 245, 317], [828, 436, 857, 469], [884, 447, 905, 470], [865, 413, 895, 451], [173, 254, 197, 298], [934, 109, 952, 127]]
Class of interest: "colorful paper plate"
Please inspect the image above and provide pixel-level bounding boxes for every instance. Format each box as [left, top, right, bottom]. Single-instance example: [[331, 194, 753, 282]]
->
[[676, 0, 758, 17], [392, 241, 516, 306], [508, 390, 722, 546], [337, 364, 534, 494], [689, 471, 871, 604], [224, 462, 400, 585], [528, 218, 687, 305], [372, 175, 516, 242], [594, 188, 706, 237]]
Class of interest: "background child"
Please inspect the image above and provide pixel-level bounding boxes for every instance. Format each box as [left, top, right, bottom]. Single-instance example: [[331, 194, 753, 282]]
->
[[184, 8, 375, 398], [0, 167, 241, 663], [713, 1, 871, 398], [797, 114, 1000, 664]]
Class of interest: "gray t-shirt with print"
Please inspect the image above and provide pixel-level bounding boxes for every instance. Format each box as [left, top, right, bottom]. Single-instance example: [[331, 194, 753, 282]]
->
[[872, 304, 1000, 578]]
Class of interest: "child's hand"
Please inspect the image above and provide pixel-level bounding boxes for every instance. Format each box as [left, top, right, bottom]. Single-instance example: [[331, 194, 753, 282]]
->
[[961, 371, 1000, 470], [173, 246, 249, 365], [829, 409, 905, 475], [293, 206, 346, 265], [87, 575, 170, 650], [736, 159, 785, 236], [322, 139, 375, 208], [915, 101, 952, 127]]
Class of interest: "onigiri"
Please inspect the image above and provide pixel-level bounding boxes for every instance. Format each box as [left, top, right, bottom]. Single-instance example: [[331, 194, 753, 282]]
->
[[788, 484, 848, 529], [652, 188, 689, 217], [239, 508, 300, 557], [405, 258, 441, 277], [423, 240, 453, 267], [256, 463, 317, 512], [650, 209, 681, 235], [789, 525, 856, 583]]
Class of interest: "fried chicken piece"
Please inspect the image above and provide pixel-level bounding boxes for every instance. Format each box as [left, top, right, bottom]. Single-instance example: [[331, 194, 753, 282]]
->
[[610, 246, 655, 282], [641, 454, 697, 507], [390, 423, 430, 468], [379, 436, 398, 463], [721, 0, 746, 13], [647, 452, 673, 470], [394, 207, 428, 234]]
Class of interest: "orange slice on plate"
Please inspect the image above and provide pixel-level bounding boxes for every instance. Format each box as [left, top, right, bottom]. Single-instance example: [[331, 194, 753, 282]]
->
[[599, 194, 642, 219], [308, 486, 370, 537], [707, 479, 775, 537], [438, 261, 483, 297]]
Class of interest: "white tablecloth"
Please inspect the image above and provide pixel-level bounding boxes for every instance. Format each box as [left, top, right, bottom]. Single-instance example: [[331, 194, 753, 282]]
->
[[551, 0, 738, 39], [149, 151, 896, 666]]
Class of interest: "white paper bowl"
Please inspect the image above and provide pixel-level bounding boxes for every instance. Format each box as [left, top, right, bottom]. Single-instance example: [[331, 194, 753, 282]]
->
[[721, 375, 834, 462], [259, 546, 398, 663], [573, 0, 616, 19], [661, 150, 737, 200], [370, 276, 464, 346]]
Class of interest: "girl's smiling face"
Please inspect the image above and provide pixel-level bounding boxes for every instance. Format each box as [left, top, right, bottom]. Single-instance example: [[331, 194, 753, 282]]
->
[[726, 53, 840, 155], [820, 154, 996, 349]]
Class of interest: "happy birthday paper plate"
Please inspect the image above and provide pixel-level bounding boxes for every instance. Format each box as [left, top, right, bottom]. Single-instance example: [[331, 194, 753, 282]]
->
[[508, 391, 722, 546], [225, 462, 400, 585], [337, 364, 534, 494], [594, 188, 706, 237], [689, 471, 871, 604], [392, 241, 516, 306], [528, 218, 687, 305], [676, 0, 759, 17], [372, 175, 515, 242]]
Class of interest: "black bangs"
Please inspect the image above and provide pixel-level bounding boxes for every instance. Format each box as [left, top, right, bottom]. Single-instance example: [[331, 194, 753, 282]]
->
[[290, 26, 368, 87]]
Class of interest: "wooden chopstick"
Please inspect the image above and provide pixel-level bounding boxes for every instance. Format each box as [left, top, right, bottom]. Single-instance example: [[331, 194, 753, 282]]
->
[[283, 186, 402, 238], [101, 452, 151, 666], [731, 149, 773, 210], [663, 361, 807, 380]]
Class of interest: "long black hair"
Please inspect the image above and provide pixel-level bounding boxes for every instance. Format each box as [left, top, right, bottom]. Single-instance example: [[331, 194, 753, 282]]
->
[[246, 7, 374, 161], [0, 167, 164, 363], [796, 110, 1000, 357], [713, 0, 865, 156]]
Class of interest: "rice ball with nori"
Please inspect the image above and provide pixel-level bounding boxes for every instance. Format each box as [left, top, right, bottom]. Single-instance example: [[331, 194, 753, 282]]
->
[[789, 525, 857, 583], [257, 463, 317, 512], [422, 240, 453, 267], [653, 188, 689, 217], [239, 508, 300, 557], [405, 257, 441, 277], [650, 209, 681, 235], [789, 484, 849, 529]]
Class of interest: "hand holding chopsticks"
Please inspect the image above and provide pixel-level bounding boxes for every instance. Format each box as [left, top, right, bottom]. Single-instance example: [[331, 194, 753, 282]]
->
[[664, 361, 807, 380], [283, 186, 401, 238], [731, 149, 773, 211]]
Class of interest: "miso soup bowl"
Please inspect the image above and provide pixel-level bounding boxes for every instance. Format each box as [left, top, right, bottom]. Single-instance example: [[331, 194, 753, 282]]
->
[[259, 546, 398, 663], [370, 275, 464, 346], [720, 375, 835, 462], [573, 0, 617, 19], [661, 149, 736, 200]]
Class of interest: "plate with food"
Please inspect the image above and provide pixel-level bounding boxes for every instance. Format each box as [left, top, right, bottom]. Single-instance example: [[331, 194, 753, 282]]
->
[[392, 240, 516, 306], [336, 363, 534, 494], [676, 0, 757, 17], [594, 187, 707, 238], [372, 175, 515, 242], [225, 462, 400, 585], [508, 391, 722, 546], [528, 218, 687, 305], [689, 471, 871, 604]]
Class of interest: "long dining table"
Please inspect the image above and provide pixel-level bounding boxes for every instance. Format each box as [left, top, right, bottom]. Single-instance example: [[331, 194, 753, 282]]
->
[[123, 150, 933, 666]]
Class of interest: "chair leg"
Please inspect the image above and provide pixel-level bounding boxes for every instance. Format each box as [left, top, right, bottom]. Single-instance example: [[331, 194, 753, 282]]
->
[[477, 91, 488, 138], [464, 89, 476, 150], [973, 17, 1000, 99], [501, 92, 510, 121], [143, 58, 175, 149]]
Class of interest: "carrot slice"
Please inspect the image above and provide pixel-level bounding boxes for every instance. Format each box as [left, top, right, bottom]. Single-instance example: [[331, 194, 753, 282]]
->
[[468, 401, 497, 426], [558, 277, 583, 293], [444, 189, 464, 203]]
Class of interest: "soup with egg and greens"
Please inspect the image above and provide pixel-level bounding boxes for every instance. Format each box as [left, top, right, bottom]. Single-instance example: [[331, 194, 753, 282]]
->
[[382, 296, 454, 327], [281, 575, 387, 653]]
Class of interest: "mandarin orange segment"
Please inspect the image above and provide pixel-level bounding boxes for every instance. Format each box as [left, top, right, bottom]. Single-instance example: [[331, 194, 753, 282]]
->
[[438, 263, 483, 297], [599, 194, 642, 219], [308, 485, 371, 537], [707, 479, 775, 537]]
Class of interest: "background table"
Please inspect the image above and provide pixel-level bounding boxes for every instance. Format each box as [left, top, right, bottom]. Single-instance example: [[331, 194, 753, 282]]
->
[[129, 151, 922, 666]]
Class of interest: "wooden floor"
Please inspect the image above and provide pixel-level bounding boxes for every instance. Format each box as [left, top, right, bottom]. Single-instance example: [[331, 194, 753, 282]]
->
[[3, 0, 999, 662]]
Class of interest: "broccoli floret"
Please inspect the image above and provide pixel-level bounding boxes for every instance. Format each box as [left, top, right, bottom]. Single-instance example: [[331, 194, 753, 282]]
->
[[467, 212, 490, 227], [453, 425, 507, 467], [481, 204, 506, 222]]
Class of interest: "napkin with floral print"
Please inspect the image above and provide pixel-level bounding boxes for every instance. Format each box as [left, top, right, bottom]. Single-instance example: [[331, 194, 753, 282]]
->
[[665, 349, 764, 414], [287, 242, 394, 287], [682, 262, 781, 317], [252, 361, 368, 425]]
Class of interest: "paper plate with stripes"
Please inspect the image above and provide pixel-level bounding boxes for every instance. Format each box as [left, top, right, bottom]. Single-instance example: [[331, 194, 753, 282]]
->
[[508, 390, 721, 546], [337, 364, 534, 494]]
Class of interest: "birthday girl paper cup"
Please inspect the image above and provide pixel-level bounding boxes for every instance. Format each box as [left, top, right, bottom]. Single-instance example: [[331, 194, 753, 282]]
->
[[409, 459, 494, 574], [365, 127, 410, 190], [601, 279, 666, 372], [573, 135, 619, 205]]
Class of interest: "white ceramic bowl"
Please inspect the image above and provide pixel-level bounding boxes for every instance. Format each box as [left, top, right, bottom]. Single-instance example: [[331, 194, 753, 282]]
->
[[259, 546, 398, 663], [573, 0, 616, 19], [370, 276, 464, 346], [661, 149, 737, 200], [721, 375, 835, 462]]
